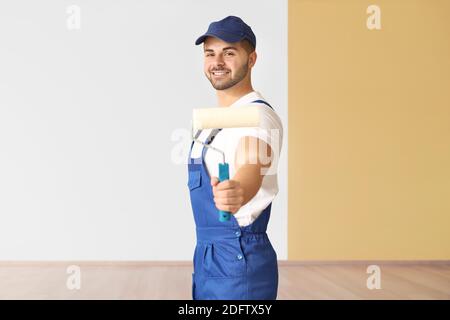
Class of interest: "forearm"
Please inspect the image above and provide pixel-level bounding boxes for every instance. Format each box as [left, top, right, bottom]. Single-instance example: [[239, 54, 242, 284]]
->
[[232, 163, 264, 206], [211, 136, 272, 214]]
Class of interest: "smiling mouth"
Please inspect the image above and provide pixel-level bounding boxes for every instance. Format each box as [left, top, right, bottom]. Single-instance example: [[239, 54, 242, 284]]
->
[[211, 71, 230, 77]]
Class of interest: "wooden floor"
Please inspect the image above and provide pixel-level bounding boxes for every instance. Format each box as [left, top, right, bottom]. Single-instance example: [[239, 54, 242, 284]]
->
[[0, 261, 448, 299]]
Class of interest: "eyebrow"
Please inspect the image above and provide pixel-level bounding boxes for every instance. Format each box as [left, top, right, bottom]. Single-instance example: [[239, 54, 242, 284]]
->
[[204, 46, 238, 52]]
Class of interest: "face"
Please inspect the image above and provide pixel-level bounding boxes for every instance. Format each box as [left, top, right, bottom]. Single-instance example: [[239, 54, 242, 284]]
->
[[203, 37, 255, 90]]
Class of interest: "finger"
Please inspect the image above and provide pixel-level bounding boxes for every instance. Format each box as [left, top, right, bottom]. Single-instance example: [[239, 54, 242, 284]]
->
[[216, 204, 240, 214], [214, 196, 244, 206], [216, 179, 240, 190], [215, 188, 243, 198], [210, 176, 219, 186]]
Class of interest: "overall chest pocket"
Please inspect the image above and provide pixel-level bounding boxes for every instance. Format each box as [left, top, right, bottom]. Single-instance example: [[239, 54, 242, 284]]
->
[[187, 170, 202, 191]]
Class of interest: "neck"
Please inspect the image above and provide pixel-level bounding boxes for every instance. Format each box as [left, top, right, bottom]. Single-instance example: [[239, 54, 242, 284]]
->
[[216, 81, 254, 107]]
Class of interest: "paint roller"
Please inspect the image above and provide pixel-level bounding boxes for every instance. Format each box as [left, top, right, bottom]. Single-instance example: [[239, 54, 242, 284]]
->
[[192, 105, 261, 222]]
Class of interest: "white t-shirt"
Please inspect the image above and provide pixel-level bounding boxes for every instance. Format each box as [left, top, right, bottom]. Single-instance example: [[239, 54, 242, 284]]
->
[[190, 91, 283, 227]]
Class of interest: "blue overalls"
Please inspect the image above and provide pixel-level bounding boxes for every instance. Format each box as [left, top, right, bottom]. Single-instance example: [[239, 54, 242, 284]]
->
[[187, 99, 278, 300]]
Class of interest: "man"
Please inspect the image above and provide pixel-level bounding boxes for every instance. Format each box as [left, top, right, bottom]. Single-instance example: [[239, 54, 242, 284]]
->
[[187, 15, 283, 300]]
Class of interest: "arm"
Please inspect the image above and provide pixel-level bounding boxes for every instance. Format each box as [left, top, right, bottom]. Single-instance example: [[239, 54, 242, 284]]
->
[[211, 136, 272, 214]]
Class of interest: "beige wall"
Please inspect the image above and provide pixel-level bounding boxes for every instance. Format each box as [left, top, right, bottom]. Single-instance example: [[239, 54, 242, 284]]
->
[[288, 0, 450, 260]]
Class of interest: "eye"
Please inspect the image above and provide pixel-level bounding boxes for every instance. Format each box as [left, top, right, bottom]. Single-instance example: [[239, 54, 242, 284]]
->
[[225, 51, 235, 56], [205, 53, 214, 57]]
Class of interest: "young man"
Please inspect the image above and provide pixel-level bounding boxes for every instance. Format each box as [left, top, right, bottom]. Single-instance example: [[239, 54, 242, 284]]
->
[[188, 15, 283, 300]]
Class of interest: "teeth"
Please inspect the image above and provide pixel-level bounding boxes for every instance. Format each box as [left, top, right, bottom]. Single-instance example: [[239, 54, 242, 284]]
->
[[213, 71, 228, 75]]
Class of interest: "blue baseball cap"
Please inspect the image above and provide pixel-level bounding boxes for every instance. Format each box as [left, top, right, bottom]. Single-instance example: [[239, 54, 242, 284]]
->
[[195, 16, 256, 49]]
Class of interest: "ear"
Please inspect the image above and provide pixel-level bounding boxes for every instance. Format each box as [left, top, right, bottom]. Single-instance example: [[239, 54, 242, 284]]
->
[[249, 51, 257, 68]]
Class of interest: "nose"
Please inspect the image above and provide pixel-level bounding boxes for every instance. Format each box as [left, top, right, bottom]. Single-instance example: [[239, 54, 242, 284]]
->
[[213, 54, 225, 67]]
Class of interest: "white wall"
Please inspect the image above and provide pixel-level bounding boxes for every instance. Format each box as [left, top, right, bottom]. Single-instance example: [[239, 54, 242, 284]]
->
[[0, 0, 287, 260]]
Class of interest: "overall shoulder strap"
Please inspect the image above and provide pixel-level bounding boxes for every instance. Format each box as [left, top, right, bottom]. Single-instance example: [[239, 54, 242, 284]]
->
[[251, 99, 274, 110]]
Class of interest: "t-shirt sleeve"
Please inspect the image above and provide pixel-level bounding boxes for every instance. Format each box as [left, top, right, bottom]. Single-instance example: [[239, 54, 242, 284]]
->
[[231, 105, 283, 149], [225, 105, 283, 177]]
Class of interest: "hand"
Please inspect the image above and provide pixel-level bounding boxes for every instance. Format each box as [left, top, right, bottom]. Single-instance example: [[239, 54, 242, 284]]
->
[[210, 177, 245, 214]]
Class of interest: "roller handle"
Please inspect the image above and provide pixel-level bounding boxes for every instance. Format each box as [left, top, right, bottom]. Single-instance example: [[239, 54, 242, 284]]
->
[[218, 163, 231, 222]]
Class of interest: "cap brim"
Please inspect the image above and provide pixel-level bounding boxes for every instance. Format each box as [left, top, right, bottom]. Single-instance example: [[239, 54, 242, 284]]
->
[[195, 30, 244, 45]]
